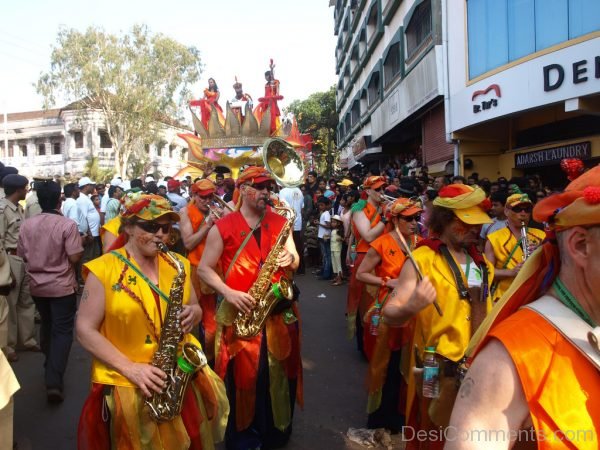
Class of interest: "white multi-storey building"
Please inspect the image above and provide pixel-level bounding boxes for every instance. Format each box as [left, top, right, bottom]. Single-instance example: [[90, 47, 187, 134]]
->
[[334, 0, 455, 176], [1, 103, 190, 178]]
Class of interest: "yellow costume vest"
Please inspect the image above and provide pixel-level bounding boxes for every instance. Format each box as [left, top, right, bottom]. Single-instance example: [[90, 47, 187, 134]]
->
[[487, 226, 546, 301], [83, 248, 195, 387], [100, 216, 121, 247]]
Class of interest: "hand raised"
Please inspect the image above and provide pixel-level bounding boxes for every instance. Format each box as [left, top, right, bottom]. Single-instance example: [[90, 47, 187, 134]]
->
[[124, 362, 167, 398]]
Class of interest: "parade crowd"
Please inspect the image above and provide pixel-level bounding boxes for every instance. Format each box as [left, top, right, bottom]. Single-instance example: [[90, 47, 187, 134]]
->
[[0, 156, 599, 450]]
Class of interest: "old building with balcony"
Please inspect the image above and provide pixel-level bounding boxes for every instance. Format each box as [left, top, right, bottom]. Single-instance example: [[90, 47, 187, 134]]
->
[[1, 103, 190, 179]]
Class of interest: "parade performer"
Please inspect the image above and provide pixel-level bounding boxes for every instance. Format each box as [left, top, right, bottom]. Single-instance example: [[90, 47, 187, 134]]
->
[[448, 165, 600, 449], [76, 194, 228, 450], [254, 60, 283, 135], [180, 179, 222, 363], [382, 184, 494, 449], [485, 192, 545, 302], [356, 197, 422, 432], [101, 215, 122, 253], [191, 77, 225, 129], [198, 166, 301, 450], [347, 176, 386, 351]]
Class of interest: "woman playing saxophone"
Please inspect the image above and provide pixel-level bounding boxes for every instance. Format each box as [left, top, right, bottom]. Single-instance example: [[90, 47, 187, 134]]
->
[[76, 194, 228, 449]]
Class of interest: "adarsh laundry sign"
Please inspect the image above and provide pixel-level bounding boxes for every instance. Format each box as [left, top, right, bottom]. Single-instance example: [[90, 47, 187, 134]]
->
[[515, 142, 591, 169]]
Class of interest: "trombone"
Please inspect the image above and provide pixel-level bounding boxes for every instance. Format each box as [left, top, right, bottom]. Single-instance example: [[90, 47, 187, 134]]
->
[[208, 194, 234, 219]]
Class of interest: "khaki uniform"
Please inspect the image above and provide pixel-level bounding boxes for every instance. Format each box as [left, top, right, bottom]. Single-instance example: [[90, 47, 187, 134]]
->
[[0, 243, 19, 449], [25, 191, 42, 219], [0, 198, 37, 354]]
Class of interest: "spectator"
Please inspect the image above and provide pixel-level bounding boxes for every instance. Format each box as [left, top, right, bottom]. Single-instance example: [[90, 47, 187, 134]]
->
[[315, 197, 333, 280], [77, 177, 102, 265], [279, 185, 305, 275], [166, 179, 187, 212], [104, 184, 124, 222], [17, 180, 83, 403]]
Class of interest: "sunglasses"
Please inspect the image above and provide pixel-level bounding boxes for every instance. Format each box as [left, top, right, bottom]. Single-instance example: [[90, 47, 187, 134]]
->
[[251, 182, 274, 192], [399, 215, 421, 222], [511, 205, 533, 214], [135, 221, 172, 234], [197, 194, 213, 200], [373, 187, 384, 192]]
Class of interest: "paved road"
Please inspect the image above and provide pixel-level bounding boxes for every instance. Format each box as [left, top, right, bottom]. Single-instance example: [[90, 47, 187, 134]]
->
[[11, 275, 399, 449]]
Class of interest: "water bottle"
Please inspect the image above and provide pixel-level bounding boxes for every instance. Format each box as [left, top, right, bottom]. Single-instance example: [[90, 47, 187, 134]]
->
[[422, 346, 440, 398], [369, 307, 381, 336], [349, 244, 357, 268]]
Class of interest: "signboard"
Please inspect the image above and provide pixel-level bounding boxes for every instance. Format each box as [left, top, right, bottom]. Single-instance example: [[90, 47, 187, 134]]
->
[[514, 141, 591, 169]]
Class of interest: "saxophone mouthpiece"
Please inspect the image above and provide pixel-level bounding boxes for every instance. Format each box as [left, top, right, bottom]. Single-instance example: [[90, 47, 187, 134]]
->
[[157, 242, 168, 253]]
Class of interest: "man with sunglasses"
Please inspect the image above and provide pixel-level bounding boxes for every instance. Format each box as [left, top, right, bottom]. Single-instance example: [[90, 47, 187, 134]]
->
[[180, 179, 221, 363], [485, 193, 546, 303], [198, 166, 301, 450], [347, 175, 386, 351]]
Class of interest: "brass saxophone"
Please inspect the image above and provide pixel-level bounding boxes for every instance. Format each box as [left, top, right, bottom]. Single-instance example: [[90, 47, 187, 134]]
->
[[520, 221, 530, 262], [146, 243, 208, 422], [233, 202, 295, 339]]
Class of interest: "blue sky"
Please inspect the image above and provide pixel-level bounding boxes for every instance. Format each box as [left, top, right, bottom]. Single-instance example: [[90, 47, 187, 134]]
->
[[0, 0, 337, 113]]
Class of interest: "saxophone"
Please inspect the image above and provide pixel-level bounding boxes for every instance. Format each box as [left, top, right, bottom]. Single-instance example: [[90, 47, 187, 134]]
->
[[146, 243, 208, 422], [520, 221, 530, 262], [233, 202, 295, 339]]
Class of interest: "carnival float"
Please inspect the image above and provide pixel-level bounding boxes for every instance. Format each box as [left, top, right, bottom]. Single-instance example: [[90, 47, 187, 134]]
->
[[176, 60, 313, 184]]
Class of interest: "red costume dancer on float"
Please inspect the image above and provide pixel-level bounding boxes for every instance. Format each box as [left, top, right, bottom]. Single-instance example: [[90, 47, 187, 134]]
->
[[254, 59, 283, 135]]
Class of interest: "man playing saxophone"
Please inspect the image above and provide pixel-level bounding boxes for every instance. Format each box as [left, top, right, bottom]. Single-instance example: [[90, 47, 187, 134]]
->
[[485, 193, 546, 302], [198, 166, 301, 450], [76, 194, 229, 450]]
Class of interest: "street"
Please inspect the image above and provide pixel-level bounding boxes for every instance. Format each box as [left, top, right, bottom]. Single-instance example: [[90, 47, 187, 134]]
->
[[11, 274, 402, 450]]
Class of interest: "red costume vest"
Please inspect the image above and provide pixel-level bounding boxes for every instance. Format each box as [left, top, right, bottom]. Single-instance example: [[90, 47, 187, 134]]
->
[[352, 203, 381, 253]]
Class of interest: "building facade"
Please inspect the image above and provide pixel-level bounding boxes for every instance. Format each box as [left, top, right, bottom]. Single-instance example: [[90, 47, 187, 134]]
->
[[1, 104, 190, 179], [447, 0, 600, 188], [334, 0, 455, 176]]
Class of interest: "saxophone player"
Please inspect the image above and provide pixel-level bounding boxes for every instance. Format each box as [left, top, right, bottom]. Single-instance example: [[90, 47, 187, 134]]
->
[[485, 193, 546, 302], [198, 166, 301, 450], [76, 194, 229, 450]]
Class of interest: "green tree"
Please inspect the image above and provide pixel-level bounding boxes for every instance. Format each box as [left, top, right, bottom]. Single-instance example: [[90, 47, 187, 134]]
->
[[37, 25, 201, 177], [286, 85, 337, 176]]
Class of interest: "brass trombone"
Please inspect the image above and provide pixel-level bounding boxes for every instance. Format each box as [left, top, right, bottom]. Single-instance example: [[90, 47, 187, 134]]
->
[[207, 194, 234, 219]]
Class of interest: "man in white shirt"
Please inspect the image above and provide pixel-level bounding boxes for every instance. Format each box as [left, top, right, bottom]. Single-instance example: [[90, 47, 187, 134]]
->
[[279, 186, 305, 274], [62, 183, 88, 236], [316, 196, 332, 280], [166, 179, 188, 212], [99, 177, 121, 224], [77, 177, 101, 263]]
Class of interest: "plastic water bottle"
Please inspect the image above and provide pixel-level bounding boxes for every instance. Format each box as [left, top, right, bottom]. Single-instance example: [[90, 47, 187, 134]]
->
[[422, 346, 440, 398], [349, 244, 357, 267], [369, 307, 381, 336]]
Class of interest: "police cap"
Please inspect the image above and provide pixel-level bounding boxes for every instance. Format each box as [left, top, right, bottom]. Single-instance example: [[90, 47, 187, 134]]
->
[[2, 174, 29, 189]]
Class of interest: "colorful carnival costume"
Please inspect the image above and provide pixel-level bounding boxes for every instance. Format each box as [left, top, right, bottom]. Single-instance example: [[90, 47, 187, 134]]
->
[[359, 198, 423, 432], [254, 67, 283, 135], [77, 195, 228, 450], [347, 176, 385, 345], [486, 193, 545, 302], [383, 184, 495, 450], [458, 165, 600, 449]]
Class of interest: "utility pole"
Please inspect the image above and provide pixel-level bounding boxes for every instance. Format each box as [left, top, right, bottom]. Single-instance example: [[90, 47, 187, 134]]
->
[[3, 98, 8, 159]]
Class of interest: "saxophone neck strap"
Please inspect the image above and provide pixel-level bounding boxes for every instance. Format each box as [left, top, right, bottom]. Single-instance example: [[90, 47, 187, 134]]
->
[[501, 236, 523, 269], [110, 250, 170, 304], [223, 211, 266, 280]]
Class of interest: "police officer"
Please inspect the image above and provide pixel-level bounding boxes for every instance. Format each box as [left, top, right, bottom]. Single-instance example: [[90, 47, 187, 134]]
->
[[25, 176, 52, 219], [0, 174, 39, 362], [0, 166, 19, 201]]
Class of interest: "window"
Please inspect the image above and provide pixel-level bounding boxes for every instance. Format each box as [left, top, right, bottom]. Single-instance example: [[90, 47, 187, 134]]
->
[[350, 46, 359, 73], [181, 148, 188, 161], [74, 131, 83, 148], [99, 131, 112, 148], [468, 0, 600, 79], [384, 42, 401, 87], [20, 144, 27, 157], [344, 114, 351, 134], [406, 0, 432, 58], [360, 89, 368, 117], [351, 100, 360, 126], [52, 143, 61, 155], [367, 72, 380, 107], [145, 144, 150, 154], [366, 4, 379, 42], [169, 144, 175, 158], [359, 28, 367, 56], [38, 143, 46, 156]]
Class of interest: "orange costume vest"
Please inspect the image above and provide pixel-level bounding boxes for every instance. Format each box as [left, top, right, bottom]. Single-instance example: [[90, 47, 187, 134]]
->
[[186, 202, 207, 266], [352, 203, 381, 253], [489, 306, 599, 449]]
